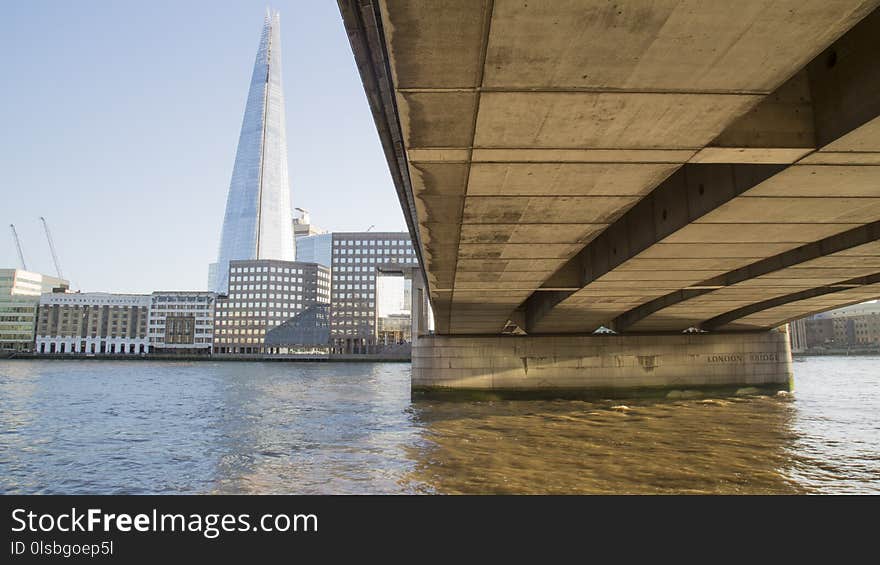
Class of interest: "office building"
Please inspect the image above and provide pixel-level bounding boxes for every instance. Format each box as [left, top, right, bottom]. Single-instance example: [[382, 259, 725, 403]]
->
[[330, 232, 418, 353], [0, 269, 68, 353], [210, 10, 296, 293], [148, 291, 217, 355], [35, 292, 150, 355], [826, 302, 880, 346], [790, 301, 880, 350], [213, 259, 330, 354]]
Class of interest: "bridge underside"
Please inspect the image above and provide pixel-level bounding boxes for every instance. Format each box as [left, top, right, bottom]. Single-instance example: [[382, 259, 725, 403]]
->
[[340, 1, 880, 394]]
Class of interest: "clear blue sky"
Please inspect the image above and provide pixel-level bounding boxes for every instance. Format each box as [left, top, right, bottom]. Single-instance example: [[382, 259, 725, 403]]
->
[[0, 0, 404, 293]]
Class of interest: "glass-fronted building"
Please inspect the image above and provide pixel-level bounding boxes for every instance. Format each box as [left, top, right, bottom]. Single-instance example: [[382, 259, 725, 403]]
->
[[0, 269, 68, 354], [211, 10, 296, 293], [295, 233, 332, 267]]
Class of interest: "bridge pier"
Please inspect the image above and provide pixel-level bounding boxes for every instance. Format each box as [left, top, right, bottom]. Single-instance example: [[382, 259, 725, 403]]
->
[[412, 329, 792, 399]]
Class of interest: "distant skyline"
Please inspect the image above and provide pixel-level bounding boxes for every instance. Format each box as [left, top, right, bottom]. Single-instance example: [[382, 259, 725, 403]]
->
[[0, 1, 405, 293]]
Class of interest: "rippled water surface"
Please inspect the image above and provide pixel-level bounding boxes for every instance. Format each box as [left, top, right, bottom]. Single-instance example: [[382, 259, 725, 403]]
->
[[0, 357, 877, 494]]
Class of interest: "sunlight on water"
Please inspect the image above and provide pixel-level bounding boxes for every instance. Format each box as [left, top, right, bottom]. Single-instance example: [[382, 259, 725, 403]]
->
[[0, 357, 877, 494]]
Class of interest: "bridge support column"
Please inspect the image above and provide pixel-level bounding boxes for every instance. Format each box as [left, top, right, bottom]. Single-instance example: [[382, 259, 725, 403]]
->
[[412, 330, 792, 399]]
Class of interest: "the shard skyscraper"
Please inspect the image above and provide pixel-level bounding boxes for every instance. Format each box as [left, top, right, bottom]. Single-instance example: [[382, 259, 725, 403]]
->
[[210, 10, 295, 293]]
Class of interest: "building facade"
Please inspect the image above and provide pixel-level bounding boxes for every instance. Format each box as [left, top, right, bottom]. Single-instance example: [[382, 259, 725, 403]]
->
[[0, 269, 68, 353], [35, 292, 150, 355], [213, 259, 330, 354], [330, 232, 418, 353], [826, 302, 880, 346], [148, 291, 217, 355], [790, 301, 880, 350], [210, 10, 296, 293], [788, 318, 808, 353]]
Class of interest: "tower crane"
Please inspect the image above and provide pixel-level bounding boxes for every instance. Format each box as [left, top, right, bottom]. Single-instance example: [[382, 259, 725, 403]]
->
[[9, 224, 27, 270], [39, 217, 64, 279]]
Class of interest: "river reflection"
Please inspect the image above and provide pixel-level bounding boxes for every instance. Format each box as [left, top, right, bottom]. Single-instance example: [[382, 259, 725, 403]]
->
[[406, 396, 802, 494], [0, 357, 877, 494]]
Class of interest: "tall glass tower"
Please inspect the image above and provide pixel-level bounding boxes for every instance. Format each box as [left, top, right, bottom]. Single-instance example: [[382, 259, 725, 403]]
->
[[210, 10, 295, 293]]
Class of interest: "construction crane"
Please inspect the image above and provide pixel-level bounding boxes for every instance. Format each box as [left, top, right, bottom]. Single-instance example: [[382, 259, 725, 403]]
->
[[9, 224, 27, 270], [39, 217, 64, 279]]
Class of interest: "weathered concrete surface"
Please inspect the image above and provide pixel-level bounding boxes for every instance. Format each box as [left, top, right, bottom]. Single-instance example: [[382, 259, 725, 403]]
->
[[619, 224, 880, 331], [412, 331, 792, 397], [716, 277, 880, 331], [341, 0, 880, 335]]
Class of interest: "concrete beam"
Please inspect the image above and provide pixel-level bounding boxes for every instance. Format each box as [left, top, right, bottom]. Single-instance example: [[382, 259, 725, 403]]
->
[[523, 163, 786, 332], [689, 71, 815, 164], [611, 221, 880, 331], [716, 281, 880, 331], [807, 8, 880, 149], [702, 272, 880, 331]]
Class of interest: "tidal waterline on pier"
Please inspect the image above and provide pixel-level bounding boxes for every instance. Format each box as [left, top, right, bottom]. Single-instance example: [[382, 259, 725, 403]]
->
[[0, 357, 876, 494]]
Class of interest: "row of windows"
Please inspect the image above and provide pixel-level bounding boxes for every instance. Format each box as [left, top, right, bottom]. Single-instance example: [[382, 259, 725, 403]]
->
[[334, 292, 375, 300], [231, 266, 326, 276], [333, 239, 409, 246], [0, 325, 35, 332], [149, 317, 212, 323], [215, 329, 275, 336], [216, 318, 292, 327], [230, 274, 309, 283], [215, 338, 263, 344], [333, 247, 414, 256], [220, 296, 306, 306], [42, 301, 148, 307], [0, 315, 34, 322], [230, 285, 307, 293], [219, 302, 306, 310], [333, 310, 374, 317], [37, 342, 148, 354], [335, 266, 386, 273], [333, 257, 417, 265], [334, 301, 376, 308], [150, 305, 212, 311], [217, 310, 301, 318], [38, 333, 148, 339], [148, 337, 212, 344], [334, 285, 375, 292], [0, 333, 34, 340], [148, 328, 212, 335], [334, 274, 375, 282]]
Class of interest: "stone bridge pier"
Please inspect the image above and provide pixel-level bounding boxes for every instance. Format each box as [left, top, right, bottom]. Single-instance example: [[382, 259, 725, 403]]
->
[[412, 330, 792, 398]]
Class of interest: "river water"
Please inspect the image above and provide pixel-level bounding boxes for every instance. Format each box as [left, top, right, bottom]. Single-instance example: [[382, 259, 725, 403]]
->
[[0, 357, 877, 494]]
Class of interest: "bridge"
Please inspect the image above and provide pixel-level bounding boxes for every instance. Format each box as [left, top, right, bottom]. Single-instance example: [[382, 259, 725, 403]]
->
[[339, 0, 880, 396]]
